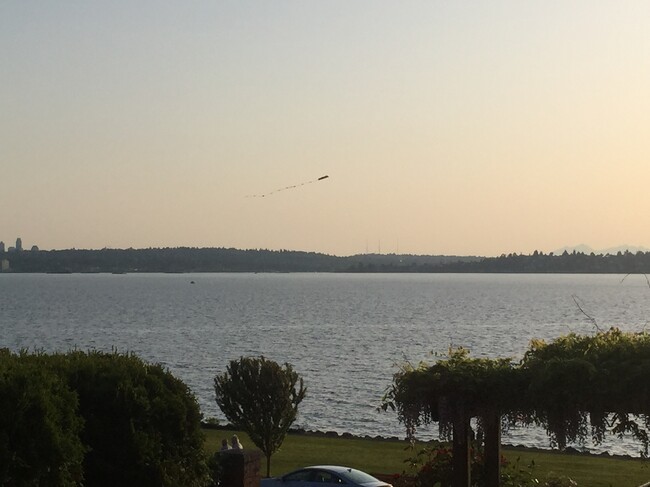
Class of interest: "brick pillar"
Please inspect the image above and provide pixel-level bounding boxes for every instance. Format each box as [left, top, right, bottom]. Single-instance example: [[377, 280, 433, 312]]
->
[[220, 450, 262, 487]]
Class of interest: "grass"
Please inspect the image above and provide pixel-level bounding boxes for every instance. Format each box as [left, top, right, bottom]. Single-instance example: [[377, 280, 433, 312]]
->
[[499, 446, 650, 487], [204, 428, 650, 487]]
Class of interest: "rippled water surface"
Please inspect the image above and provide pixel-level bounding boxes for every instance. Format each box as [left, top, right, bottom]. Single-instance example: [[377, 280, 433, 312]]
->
[[2, 273, 649, 454]]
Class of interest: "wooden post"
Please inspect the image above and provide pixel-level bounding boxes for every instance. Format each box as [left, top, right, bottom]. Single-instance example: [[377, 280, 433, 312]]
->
[[452, 407, 471, 487], [483, 411, 501, 487]]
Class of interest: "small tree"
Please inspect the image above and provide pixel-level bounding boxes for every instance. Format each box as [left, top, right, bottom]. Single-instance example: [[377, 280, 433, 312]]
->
[[214, 356, 306, 477]]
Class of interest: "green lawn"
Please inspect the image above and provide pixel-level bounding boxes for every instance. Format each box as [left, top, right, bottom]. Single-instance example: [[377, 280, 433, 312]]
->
[[204, 428, 650, 487], [499, 446, 650, 487]]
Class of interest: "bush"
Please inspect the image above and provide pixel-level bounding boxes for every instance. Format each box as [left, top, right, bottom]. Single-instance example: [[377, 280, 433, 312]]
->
[[409, 444, 506, 487], [206, 452, 224, 487], [0, 349, 209, 487], [408, 443, 577, 487], [59, 350, 209, 487], [0, 350, 85, 486]]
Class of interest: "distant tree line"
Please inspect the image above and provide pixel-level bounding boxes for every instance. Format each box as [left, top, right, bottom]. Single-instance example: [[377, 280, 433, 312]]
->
[[430, 249, 650, 274], [0, 247, 475, 273], [2, 247, 650, 273], [1, 247, 341, 273]]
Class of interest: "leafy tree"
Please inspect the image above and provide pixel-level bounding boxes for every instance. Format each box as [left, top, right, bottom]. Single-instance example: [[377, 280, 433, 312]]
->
[[214, 356, 306, 477]]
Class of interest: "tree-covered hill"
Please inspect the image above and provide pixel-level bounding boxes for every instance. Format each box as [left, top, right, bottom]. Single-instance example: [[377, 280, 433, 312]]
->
[[1, 247, 341, 273], [2, 247, 650, 273], [0, 247, 475, 273]]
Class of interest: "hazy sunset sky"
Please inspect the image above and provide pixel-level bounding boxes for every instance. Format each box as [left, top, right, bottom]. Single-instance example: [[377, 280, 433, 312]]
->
[[2, 1, 649, 256]]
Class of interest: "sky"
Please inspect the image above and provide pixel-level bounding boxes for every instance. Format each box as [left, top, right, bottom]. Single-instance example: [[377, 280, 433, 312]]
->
[[2, 1, 649, 257]]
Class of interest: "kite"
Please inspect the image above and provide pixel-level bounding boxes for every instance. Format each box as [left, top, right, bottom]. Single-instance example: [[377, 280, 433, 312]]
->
[[246, 175, 329, 198]]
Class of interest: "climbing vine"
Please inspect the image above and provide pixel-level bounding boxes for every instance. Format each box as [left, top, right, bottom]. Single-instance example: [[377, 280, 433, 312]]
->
[[384, 328, 650, 456], [383, 348, 523, 440], [521, 328, 650, 454]]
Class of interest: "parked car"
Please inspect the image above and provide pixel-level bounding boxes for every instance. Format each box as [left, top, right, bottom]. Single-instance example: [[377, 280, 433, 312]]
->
[[261, 465, 393, 487]]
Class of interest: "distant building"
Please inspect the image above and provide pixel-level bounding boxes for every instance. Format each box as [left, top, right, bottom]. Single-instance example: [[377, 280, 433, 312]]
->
[[31, 245, 39, 252], [15, 237, 22, 252], [1, 259, 9, 272], [0, 241, 4, 253]]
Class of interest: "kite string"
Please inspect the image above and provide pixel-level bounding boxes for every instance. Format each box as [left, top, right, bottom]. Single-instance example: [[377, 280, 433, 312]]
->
[[245, 175, 328, 198]]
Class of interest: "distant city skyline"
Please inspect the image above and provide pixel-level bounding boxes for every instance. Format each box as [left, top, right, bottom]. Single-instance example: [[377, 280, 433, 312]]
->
[[0, 237, 28, 252], [2, 2, 649, 257]]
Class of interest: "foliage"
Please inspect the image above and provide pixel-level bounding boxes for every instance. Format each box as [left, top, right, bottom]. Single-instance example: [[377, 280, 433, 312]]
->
[[6, 246, 650, 274], [406, 443, 531, 487], [214, 356, 306, 476], [0, 350, 85, 486], [0, 349, 209, 487], [408, 444, 485, 487], [5, 247, 345, 273], [385, 329, 650, 457], [58, 350, 209, 487], [206, 452, 223, 487], [521, 328, 650, 454], [382, 348, 524, 440], [407, 444, 578, 487], [414, 249, 650, 274]]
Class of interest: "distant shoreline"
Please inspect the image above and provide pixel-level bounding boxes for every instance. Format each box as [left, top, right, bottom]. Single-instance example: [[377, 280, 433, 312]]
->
[[2, 247, 650, 274]]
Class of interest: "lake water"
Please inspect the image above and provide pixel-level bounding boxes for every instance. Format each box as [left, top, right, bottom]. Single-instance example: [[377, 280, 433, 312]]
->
[[1, 272, 649, 456]]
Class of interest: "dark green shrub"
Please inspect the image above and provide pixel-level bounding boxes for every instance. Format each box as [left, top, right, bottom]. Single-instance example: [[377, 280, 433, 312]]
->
[[58, 350, 209, 487], [0, 350, 85, 486], [206, 451, 225, 487], [1, 349, 209, 486]]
